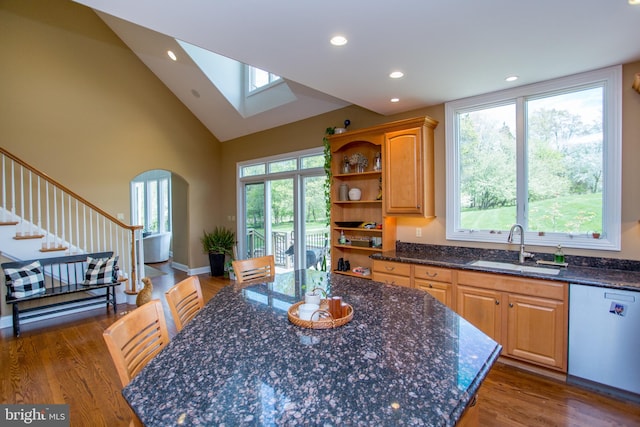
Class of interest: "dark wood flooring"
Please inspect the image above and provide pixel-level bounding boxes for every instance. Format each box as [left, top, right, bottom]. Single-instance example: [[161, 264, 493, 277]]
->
[[1, 262, 638, 426]]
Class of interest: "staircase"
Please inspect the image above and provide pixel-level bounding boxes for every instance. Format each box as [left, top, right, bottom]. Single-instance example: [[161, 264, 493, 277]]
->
[[0, 147, 144, 302]]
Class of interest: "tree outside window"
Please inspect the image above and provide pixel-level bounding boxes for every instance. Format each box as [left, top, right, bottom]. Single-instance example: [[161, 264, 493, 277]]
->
[[446, 66, 621, 250]]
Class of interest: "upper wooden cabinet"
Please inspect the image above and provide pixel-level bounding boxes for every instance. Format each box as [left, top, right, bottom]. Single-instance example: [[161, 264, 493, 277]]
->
[[328, 116, 436, 277], [383, 116, 438, 216]]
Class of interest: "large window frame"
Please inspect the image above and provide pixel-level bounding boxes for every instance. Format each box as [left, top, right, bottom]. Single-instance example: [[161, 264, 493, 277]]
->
[[445, 66, 622, 250], [237, 147, 327, 269]]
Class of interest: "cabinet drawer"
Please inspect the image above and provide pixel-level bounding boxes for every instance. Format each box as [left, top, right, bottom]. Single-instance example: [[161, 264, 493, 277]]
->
[[373, 271, 412, 288], [458, 270, 566, 300], [372, 260, 411, 277], [414, 265, 452, 282]]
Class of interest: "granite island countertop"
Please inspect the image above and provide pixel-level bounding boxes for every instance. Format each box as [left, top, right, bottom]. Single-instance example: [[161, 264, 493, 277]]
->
[[371, 243, 640, 292], [123, 270, 501, 426]]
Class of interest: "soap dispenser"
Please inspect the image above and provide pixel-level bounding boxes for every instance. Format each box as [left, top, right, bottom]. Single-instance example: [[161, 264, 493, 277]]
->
[[554, 245, 565, 264]]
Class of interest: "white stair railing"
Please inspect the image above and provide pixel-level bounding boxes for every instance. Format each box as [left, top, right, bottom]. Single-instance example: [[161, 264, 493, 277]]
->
[[0, 147, 143, 293]]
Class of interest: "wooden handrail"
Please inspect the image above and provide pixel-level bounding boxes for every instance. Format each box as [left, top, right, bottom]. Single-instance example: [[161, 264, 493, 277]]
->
[[1, 146, 143, 294], [0, 147, 141, 233]]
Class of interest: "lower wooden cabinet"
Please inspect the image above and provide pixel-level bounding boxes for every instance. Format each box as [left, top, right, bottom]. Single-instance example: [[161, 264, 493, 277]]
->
[[456, 285, 502, 341], [414, 265, 454, 308], [371, 260, 568, 372], [372, 260, 411, 287], [505, 293, 566, 369], [457, 271, 568, 372]]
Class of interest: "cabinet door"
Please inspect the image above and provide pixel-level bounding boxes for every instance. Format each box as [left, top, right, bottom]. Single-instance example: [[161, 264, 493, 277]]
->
[[456, 285, 502, 342], [384, 127, 433, 216], [506, 293, 566, 370], [384, 127, 422, 215], [415, 279, 452, 308]]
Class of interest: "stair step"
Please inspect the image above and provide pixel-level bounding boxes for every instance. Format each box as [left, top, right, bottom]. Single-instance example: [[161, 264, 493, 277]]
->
[[0, 221, 19, 226], [14, 233, 45, 240], [40, 246, 69, 253]]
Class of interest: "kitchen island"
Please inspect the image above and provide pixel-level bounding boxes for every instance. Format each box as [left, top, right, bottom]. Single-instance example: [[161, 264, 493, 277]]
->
[[123, 270, 501, 426]]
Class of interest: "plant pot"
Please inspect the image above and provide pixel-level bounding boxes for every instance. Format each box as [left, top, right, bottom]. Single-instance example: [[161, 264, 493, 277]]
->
[[209, 253, 226, 276]]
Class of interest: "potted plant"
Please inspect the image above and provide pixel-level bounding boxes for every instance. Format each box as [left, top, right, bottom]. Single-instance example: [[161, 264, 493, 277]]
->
[[201, 227, 236, 276]]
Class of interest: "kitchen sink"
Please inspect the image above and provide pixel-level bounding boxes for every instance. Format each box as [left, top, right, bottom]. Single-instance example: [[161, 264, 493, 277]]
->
[[469, 260, 561, 276]]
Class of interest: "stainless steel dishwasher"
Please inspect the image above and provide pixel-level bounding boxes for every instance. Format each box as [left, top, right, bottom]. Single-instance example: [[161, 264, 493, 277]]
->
[[568, 284, 640, 400]]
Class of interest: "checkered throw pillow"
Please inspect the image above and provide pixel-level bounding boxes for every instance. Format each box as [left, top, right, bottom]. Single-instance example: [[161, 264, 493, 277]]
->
[[84, 256, 118, 285], [4, 261, 46, 298]]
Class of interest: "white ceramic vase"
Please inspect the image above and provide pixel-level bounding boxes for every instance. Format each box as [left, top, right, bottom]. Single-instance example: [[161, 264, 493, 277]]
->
[[348, 188, 362, 201]]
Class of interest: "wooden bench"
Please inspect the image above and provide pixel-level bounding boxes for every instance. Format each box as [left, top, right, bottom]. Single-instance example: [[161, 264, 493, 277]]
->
[[2, 251, 121, 337]]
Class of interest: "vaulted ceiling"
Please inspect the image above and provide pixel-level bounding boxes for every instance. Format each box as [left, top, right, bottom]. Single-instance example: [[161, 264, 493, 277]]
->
[[74, 0, 640, 142]]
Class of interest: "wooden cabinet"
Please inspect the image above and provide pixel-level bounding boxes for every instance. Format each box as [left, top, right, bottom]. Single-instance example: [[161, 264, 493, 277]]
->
[[383, 117, 438, 217], [414, 265, 454, 308], [456, 285, 502, 341], [505, 293, 566, 369], [372, 260, 412, 287], [456, 271, 568, 371], [329, 127, 395, 278]]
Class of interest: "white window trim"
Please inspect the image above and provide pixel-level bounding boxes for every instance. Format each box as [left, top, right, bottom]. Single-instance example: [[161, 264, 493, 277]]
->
[[236, 147, 325, 263], [445, 65, 622, 251], [245, 64, 283, 96]]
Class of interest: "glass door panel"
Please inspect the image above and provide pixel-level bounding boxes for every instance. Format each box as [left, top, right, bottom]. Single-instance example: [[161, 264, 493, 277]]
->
[[243, 182, 265, 259], [302, 175, 329, 270], [270, 178, 294, 272]]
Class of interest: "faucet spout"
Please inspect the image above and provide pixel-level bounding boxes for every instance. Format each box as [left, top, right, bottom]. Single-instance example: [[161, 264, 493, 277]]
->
[[507, 224, 534, 263]]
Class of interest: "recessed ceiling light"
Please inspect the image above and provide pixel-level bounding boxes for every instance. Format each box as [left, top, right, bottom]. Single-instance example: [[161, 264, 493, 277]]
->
[[330, 36, 348, 46], [389, 71, 404, 79], [629, 0, 640, 5], [390, 98, 400, 103], [167, 50, 177, 61], [505, 75, 519, 82]]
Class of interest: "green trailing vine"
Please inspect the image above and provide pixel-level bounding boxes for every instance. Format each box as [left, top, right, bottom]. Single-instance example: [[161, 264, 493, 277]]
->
[[322, 120, 349, 271], [323, 126, 335, 227]]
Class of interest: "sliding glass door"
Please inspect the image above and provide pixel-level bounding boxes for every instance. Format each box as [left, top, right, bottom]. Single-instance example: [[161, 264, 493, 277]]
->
[[238, 149, 328, 272]]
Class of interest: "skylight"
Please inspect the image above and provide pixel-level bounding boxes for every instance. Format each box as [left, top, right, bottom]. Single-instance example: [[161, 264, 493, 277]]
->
[[176, 39, 294, 118]]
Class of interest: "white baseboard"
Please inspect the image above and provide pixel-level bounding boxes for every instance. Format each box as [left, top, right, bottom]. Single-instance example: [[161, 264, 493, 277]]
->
[[170, 260, 209, 276]]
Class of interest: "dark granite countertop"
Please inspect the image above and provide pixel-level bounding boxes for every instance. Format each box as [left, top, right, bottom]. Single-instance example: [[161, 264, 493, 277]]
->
[[371, 243, 640, 292], [123, 270, 501, 426]]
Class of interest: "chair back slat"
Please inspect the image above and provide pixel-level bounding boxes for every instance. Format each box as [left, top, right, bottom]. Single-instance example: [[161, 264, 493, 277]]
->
[[232, 255, 275, 284], [165, 276, 204, 332], [103, 299, 169, 387]]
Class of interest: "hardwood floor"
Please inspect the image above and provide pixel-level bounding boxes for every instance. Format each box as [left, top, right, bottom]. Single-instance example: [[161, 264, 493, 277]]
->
[[1, 262, 639, 426]]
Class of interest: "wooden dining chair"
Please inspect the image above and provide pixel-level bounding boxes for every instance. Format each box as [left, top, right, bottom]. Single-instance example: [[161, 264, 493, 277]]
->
[[165, 276, 204, 332], [232, 255, 276, 284], [103, 299, 170, 388]]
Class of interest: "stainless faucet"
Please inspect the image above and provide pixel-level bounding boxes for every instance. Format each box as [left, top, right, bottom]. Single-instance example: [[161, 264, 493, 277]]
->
[[507, 224, 534, 263]]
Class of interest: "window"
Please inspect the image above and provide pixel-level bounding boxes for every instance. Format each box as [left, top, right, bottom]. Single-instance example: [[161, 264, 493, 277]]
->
[[247, 65, 281, 94], [445, 66, 621, 250], [131, 170, 172, 234]]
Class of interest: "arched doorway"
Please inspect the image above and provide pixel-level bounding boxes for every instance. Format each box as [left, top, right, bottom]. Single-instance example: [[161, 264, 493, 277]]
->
[[130, 170, 189, 267]]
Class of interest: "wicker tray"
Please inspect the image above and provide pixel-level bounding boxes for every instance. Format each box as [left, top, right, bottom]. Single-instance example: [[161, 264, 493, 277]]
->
[[288, 300, 353, 329]]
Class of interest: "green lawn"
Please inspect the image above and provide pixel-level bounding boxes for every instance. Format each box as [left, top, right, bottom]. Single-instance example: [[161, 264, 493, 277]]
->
[[461, 193, 602, 233]]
